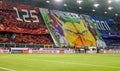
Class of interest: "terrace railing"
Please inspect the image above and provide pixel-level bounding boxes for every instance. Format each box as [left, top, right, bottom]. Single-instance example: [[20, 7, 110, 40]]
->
[[0, 43, 54, 49]]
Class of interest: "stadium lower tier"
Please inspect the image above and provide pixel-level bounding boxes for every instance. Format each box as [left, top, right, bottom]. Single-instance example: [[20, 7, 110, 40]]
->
[[0, 32, 53, 44]]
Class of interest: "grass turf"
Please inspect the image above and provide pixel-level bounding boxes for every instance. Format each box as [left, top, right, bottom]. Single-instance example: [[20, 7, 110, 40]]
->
[[0, 54, 120, 71]]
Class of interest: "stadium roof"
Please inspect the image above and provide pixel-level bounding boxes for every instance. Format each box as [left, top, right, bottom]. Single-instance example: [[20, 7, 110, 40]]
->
[[3, 0, 120, 19], [38, 0, 120, 19]]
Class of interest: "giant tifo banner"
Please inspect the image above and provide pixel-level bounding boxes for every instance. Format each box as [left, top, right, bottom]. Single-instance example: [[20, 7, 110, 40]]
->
[[0, 2, 48, 34], [90, 16, 111, 33], [80, 15, 106, 48], [40, 8, 106, 48]]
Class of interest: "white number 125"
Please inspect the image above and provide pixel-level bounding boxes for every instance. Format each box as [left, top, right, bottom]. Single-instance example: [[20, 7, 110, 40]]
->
[[13, 7, 39, 23]]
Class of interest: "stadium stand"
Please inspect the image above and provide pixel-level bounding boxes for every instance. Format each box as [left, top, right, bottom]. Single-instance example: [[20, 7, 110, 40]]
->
[[0, 2, 54, 46], [0, 1, 120, 52]]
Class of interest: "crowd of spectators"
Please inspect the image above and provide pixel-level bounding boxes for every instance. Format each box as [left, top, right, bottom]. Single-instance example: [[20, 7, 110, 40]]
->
[[0, 33, 53, 44]]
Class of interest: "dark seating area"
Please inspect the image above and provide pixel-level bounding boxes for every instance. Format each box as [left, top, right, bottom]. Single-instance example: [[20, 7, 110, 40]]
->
[[0, 33, 53, 44], [105, 39, 120, 46]]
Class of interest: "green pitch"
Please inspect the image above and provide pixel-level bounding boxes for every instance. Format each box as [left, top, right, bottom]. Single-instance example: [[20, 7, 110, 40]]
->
[[0, 54, 120, 71]]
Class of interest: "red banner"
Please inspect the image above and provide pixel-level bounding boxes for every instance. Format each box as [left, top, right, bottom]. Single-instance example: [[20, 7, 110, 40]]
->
[[0, 2, 48, 35]]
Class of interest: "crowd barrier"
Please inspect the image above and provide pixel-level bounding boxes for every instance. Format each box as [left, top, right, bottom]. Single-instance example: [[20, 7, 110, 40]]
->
[[10, 48, 75, 54], [0, 48, 9, 54], [104, 49, 120, 54], [1, 48, 120, 54]]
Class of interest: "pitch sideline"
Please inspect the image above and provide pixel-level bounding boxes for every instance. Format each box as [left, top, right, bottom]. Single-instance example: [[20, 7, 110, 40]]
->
[[0, 67, 15, 71], [41, 60, 120, 69], [24, 58, 120, 69]]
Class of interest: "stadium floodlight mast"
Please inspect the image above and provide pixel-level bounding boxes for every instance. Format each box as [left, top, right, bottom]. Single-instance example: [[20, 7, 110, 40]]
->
[[108, 0, 112, 4], [115, 13, 118, 16], [94, 4, 100, 8], [108, 6, 113, 10], [46, 0, 50, 3], [54, 0, 63, 3], [64, 4, 67, 7], [79, 7, 82, 9], [77, 0, 83, 4], [92, 9, 95, 12], [104, 11, 107, 14]]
